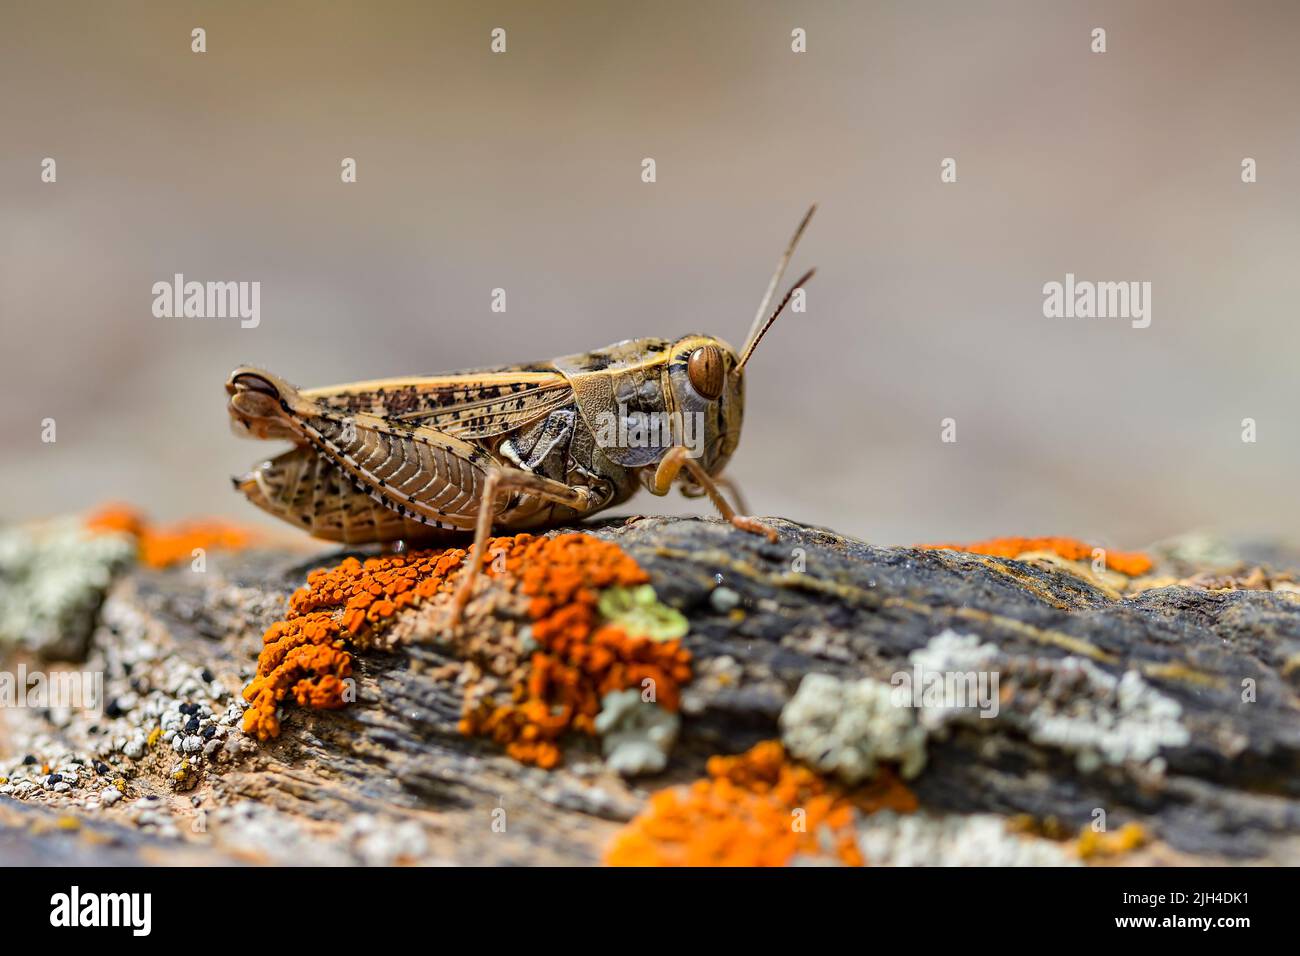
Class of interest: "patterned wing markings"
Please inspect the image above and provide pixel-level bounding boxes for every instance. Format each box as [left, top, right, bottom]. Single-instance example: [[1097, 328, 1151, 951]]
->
[[301, 370, 575, 439]]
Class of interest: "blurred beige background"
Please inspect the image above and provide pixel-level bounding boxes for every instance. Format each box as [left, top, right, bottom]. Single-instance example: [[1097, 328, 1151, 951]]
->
[[2, 0, 1297, 549]]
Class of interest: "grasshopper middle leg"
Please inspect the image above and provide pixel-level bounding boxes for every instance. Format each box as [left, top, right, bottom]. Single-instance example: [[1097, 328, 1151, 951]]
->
[[651, 446, 777, 542]]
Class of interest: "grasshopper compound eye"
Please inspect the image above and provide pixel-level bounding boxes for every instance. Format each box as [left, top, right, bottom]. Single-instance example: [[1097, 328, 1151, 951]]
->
[[687, 345, 725, 400]]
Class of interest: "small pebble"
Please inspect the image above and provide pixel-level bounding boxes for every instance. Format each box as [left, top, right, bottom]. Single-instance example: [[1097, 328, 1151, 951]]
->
[[710, 586, 742, 613]]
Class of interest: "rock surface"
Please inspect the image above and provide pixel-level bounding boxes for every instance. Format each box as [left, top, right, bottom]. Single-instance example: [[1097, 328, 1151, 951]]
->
[[2, 515, 1300, 865]]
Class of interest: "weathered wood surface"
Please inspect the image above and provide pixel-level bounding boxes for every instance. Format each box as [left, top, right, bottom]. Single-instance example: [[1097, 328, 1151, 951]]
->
[[3, 516, 1300, 865]]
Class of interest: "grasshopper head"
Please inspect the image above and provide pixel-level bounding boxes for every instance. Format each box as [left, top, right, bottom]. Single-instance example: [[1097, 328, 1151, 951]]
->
[[665, 335, 745, 475], [225, 367, 300, 441]]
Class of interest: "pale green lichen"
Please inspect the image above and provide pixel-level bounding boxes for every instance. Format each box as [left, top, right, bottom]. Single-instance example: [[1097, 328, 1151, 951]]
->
[[0, 518, 135, 656], [1152, 531, 1240, 572], [779, 673, 928, 783], [593, 688, 680, 776], [597, 584, 688, 643]]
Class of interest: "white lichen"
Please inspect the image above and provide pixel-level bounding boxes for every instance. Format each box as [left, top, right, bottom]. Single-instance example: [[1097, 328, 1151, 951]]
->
[[1023, 660, 1189, 767], [900, 629, 1002, 730], [906, 628, 1190, 771], [779, 672, 928, 783], [594, 688, 680, 776], [853, 811, 1080, 867], [780, 628, 1190, 786], [908, 629, 1000, 682]]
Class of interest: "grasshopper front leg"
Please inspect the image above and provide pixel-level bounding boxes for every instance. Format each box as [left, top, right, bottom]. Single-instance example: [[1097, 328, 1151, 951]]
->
[[650, 447, 778, 543], [450, 469, 594, 624], [680, 472, 750, 516]]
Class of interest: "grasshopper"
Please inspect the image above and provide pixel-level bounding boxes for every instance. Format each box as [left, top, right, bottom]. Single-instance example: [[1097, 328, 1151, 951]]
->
[[227, 206, 816, 620]]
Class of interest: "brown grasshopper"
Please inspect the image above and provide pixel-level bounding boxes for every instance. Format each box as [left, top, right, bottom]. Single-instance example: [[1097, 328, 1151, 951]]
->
[[227, 206, 816, 620]]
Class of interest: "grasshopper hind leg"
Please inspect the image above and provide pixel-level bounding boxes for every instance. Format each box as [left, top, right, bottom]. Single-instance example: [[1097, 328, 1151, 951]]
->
[[236, 445, 463, 547], [449, 468, 594, 625]]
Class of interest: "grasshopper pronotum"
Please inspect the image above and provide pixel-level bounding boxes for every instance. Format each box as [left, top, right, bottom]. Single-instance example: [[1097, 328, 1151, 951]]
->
[[227, 206, 816, 620]]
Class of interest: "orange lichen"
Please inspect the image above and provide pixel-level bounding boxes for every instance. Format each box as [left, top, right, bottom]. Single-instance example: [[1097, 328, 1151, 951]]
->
[[918, 536, 1153, 577], [137, 520, 256, 569], [458, 534, 692, 768], [605, 741, 916, 867], [237, 531, 687, 765], [85, 504, 257, 569], [241, 617, 353, 739], [85, 504, 147, 538], [240, 546, 474, 740]]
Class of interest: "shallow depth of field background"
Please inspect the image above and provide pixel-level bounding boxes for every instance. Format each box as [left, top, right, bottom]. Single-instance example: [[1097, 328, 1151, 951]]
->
[[2, 0, 1298, 549]]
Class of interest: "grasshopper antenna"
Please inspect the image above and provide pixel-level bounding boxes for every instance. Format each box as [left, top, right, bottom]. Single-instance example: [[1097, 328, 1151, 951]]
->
[[737, 267, 815, 370], [739, 204, 817, 364]]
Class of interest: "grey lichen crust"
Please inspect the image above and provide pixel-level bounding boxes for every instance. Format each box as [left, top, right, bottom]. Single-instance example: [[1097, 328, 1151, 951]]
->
[[780, 672, 928, 782], [780, 628, 1191, 787], [910, 629, 1190, 771], [0, 518, 135, 658]]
